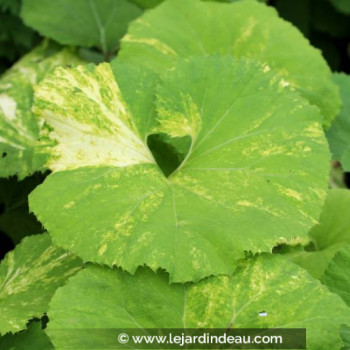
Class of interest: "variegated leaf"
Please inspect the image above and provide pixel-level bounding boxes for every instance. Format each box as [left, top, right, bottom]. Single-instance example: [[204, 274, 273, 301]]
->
[[30, 57, 329, 282]]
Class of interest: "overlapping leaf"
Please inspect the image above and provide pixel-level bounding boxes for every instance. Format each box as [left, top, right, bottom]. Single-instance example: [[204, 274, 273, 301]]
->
[[276, 189, 350, 278], [29, 56, 329, 282], [0, 233, 82, 335], [0, 321, 53, 350], [21, 0, 142, 56], [118, 0, 340, 127], [0, 42, 83, 179], [46, 255, 350, 350], [341, 324, 350, 350], [327, 73, 350, 171], [322, 245, 350, 306]]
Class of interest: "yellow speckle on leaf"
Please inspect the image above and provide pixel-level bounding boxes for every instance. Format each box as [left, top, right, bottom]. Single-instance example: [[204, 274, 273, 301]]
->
[[304, 122, 323, 140], [263, 65, 271, 73], [92, 183, 102, 190], [122, 35, 177, 56], [237, 200, 253, 207], [279, 79, 290, 88], [98, 244, 107, 256], [284, 188, 302, 201], [64, 201, 75, 209]]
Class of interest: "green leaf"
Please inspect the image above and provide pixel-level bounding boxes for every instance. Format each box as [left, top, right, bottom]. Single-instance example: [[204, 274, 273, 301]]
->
[[0, 321, 53, 350], [21, 0, 142, 55], [78, 48, 105, 65], [111, 60, 189, 176], [341, 324, 350, 350], [29, 56, 330, 282], [46, 255, 350, 350], [330, 0, 350, 14], [341, 147, 350, 171], [0, 233, 82, 335], [118, 0, 340, 128], [276, 189, 350, 279], [128, 0, 267, 9], [321, 245, 350, 307], [0, 42, 83, 179], [309, 189, 350, 251], [110, 60, 159, 139], [0, 173, 45, 244], [327, 73, 350, 171], [128, 0, 163, 9]]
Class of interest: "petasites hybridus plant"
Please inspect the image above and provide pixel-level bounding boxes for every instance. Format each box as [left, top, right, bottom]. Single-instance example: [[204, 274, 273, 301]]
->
[[0, 0, 349, 349], [29, 56, 330, 282]]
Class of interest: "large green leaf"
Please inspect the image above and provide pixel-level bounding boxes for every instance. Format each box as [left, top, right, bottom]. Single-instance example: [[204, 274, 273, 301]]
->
[[0, 42, 83, 179], [118, 0, 340, 127], [21, 0, 142, 56], [276, 189, 350, 279], [330, 0, 350, 14], [0, 233, 82, 335], [327, 73, 350, 171], [0, 321, 53, 350], [321, 245, 350, 307], [46, 255, 350, 350], [29, 57, 329, 282]]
